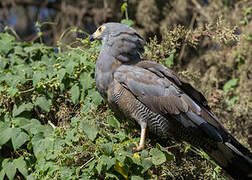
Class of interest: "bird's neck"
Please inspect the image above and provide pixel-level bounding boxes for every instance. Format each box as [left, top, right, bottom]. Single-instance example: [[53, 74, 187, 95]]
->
[[95, 49, 121, 99], [95, 43, 142, 98]]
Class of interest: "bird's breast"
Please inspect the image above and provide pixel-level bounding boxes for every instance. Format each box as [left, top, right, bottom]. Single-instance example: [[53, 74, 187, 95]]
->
[[95, 55, 122, 99]]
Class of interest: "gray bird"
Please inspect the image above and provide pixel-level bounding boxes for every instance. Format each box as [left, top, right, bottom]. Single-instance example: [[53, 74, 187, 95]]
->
[[89, 22, 252, 179]]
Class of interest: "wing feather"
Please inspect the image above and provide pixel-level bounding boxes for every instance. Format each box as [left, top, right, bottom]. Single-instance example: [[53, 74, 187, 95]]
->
[[114, 62, 226, 142]]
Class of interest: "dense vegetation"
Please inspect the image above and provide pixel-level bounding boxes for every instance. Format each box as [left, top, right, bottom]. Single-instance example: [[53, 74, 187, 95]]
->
[[0, 1, 251, 180]]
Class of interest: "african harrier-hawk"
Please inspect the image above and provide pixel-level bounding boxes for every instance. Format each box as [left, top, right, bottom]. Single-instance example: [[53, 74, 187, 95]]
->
[[89, 22, 252, 179]]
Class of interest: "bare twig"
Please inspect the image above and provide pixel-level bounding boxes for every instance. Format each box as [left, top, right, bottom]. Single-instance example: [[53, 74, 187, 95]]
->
[[166, 143, 181, 149], [48, 120, 56, 130], [7, 26, 21, 40], [80, 157, 94, 169], [19, 87, 35, 94], [178, 12, 197, 62]]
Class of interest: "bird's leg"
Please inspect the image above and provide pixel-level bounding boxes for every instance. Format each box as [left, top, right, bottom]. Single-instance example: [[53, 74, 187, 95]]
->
[[133, 127, 146, 151]]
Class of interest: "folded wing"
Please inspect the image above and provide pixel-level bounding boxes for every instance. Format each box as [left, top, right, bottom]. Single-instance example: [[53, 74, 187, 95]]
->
[[114, 61, 226, 142]]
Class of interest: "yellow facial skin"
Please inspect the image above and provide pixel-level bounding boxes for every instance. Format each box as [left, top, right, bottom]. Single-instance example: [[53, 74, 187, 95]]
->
[[91, 25, 106, 39]]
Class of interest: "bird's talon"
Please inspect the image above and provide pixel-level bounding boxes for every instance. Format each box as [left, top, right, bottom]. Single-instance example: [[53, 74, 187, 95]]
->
[[133, 142, 144, 152]]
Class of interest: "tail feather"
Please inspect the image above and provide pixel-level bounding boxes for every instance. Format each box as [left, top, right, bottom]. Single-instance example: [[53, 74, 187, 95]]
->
[[206, 136, 252, 180]]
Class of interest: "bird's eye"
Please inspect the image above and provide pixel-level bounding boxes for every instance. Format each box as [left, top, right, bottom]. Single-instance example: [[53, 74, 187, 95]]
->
[[98, 27, 102, 32]]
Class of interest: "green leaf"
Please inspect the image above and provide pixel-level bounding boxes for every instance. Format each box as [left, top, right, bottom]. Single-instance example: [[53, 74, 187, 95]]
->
[[81, 121, 98, 141], [87, 160, 96, 172], [131, 176, 144, 180], [228, 96, 239, 105], [8, 87, 18, 98], [114, 131, 126, 141], [131, 153, 141, 165], [223, 78, 238, 93], [12, 117, 30, 127], [105, 173, 119, 180], [141, 159, 152, 173], [26, 173, 36, 180], [3, 73, 21, 88], [57, 68, 66, 82], [65, 60, 77, 75], [102, 142, 113, 155], [0, 86, 4, 93], [3, 161, 16, 180], [0, 121, 9, 131], [13, 118, 41, 135], [0, 57, 8, 70], [120, 19, 134, 27], [0, 127, 12, 146], [246, 35, 252, 41], [115, 150, 128, 165], [156, 143, 174, 161], [107, 116, 120, 130], [0, 169, 5, 180], [24, 43, 52, 54], [79, 72, 94, 91], [165, 49, 176, 68], [149, 148, 166, 165], [11, 128, 30, 150], [1, 158, 9, 167], [140, 150, 149, 158], [34, 96, 51, 112], [71, 117, 80, 127], [0, 33, 15, 55], [32, 72, 46, 87], [70, 84, 80, 104], [88, 90, 103, 105], [12, 103, 34, 117], [106, 157, 116, 170], [13, 156, 28, 177], [96, 159, 103, 174], [32, 134, 53, 158]]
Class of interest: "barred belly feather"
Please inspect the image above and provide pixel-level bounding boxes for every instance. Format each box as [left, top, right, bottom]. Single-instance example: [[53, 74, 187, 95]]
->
[[109, 82, 170, 138]]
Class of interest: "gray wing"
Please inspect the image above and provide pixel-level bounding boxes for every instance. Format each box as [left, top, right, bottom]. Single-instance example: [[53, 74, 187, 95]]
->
[[114, 61, 226, 142], [136, 61, 211, 110]]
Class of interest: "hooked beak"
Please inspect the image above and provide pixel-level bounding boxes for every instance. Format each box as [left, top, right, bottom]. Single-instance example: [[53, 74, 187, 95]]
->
[[89, 34, 94, 42]]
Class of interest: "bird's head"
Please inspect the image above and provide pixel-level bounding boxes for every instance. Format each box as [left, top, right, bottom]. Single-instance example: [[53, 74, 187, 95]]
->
[[89, 22, 144, 62], [89, 24, 107, 41], [89, 23, 142, 42]]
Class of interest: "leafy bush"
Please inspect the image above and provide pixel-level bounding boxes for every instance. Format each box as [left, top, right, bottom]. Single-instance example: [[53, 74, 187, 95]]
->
[[0, 3, 251, 178], [0, 32, 179, 180]]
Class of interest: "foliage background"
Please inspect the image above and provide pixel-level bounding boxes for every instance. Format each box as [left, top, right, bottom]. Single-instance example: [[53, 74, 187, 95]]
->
[[0, 0, 251, 179]]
